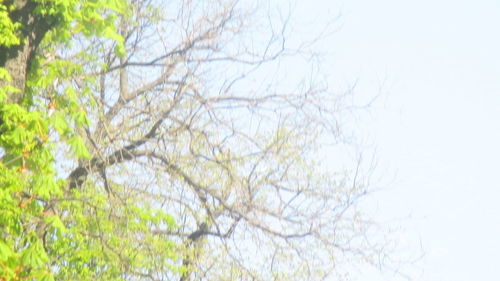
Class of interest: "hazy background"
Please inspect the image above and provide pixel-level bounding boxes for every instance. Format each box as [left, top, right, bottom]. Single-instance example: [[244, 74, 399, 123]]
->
[[287, 0, 500, 280]]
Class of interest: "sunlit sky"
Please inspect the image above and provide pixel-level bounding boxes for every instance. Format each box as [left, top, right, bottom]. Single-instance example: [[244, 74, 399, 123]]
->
[[289, 0, 500, 280]]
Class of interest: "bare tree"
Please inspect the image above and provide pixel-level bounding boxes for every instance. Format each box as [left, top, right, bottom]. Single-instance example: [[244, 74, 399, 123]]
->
[[49, 0, 385, 280]]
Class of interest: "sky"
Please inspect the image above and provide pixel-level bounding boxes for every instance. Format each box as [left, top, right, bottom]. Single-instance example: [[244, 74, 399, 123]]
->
[[288, 0, 500, 280]]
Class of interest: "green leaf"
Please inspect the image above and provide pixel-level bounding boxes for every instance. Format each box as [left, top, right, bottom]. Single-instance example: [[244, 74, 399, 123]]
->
[[73, 109, 90, 127], [50, 112, 70, 135], [68, 136, 91, 159], [33, 174, 58, 199], [39, 273, 55, 281], [45, 215, 67, 233], [0, 240, 13, 261]]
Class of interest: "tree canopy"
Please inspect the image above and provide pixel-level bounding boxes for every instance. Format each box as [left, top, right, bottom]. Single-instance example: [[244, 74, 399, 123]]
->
[[0, 0, 385, 280]]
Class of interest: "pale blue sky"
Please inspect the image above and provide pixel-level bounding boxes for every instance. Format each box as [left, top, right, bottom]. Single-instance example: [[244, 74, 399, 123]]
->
[[289, 0, 500, 280]]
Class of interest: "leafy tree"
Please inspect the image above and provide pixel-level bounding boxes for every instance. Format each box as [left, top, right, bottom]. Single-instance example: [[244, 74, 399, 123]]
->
[[1, 0, 387, 280], [1, 0, 178, 280]]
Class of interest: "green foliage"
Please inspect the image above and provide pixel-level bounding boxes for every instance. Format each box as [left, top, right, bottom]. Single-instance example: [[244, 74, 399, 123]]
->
[[0, 3, 20, 47], [35, 0, 126, 53], [45, 187, 179, 281], [0, 0, 179, 280]]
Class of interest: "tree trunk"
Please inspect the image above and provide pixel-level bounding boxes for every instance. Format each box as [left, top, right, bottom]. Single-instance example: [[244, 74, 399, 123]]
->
[[0, 0, 52, 103]]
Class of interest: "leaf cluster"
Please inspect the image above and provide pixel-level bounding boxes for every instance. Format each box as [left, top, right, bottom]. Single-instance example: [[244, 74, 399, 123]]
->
[[0, 0, 180, 280]]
